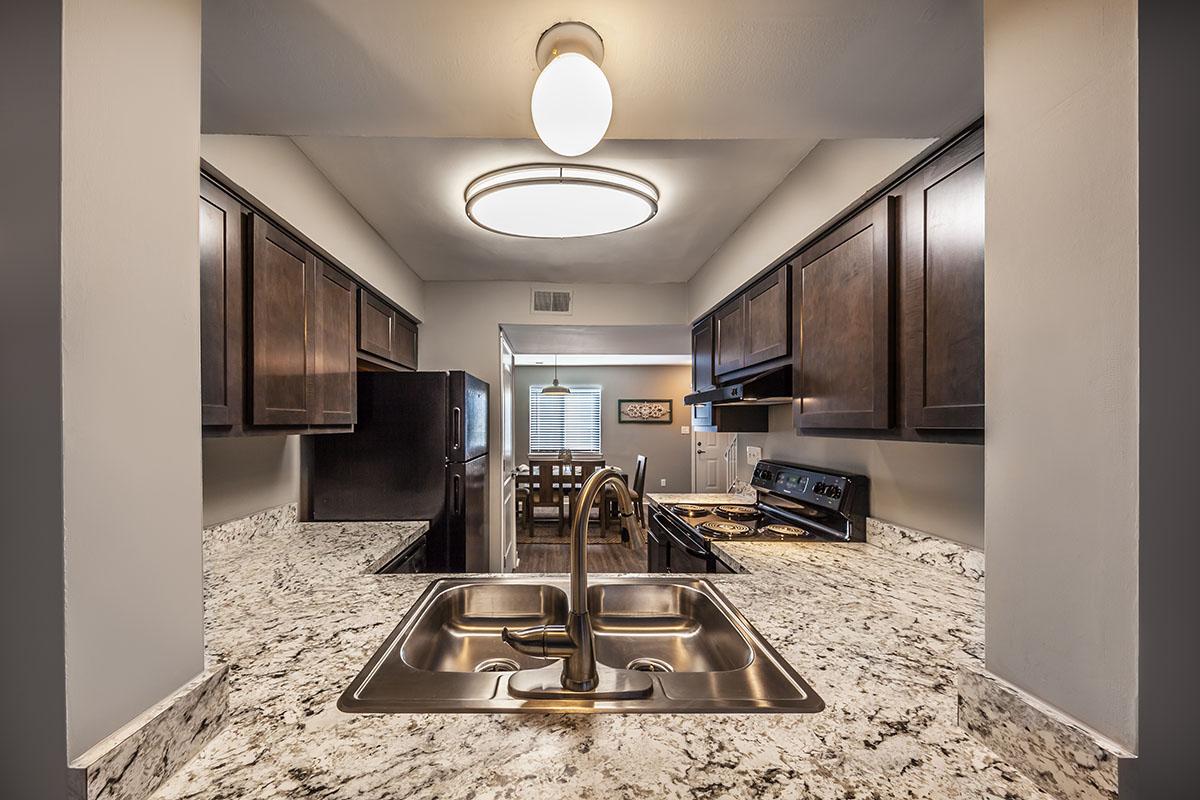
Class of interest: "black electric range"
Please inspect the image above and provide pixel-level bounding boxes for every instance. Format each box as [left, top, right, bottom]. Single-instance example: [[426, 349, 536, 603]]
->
[[646, 459, 869, 574]]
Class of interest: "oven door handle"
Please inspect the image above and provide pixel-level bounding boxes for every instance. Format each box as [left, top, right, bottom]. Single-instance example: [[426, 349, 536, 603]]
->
[[654, 514, 710, 560]]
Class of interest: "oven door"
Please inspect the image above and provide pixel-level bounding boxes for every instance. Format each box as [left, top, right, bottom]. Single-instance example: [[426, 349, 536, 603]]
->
[[647, 517, 671, 572], [652, 512, 713, 574]]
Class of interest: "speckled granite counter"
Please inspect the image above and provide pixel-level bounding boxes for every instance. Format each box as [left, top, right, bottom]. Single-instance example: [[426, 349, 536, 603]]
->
[[151, 509, 1053, 800]]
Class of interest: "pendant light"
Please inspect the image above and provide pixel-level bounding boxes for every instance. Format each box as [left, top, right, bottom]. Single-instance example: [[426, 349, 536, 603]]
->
[[531, 21, 611, 157], [541, 355, 571, 395]]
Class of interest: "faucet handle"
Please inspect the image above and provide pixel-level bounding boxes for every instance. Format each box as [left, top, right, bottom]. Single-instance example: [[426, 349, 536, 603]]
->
[[501, 624, 574, 659]]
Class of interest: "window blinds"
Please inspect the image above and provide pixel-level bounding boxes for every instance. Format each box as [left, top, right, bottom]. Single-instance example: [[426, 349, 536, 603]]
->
[[529, 385, 602, 453]]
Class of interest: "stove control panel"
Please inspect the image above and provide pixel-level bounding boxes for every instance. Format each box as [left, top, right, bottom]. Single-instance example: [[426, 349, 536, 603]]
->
[[751, 461, 849, 510]]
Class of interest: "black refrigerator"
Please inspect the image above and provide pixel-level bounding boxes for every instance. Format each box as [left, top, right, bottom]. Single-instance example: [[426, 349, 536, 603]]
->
[[300, 371, 489, 572]]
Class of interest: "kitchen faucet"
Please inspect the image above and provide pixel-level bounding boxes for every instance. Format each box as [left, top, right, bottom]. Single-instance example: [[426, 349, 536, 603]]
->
[[502, 467, 646, 693]]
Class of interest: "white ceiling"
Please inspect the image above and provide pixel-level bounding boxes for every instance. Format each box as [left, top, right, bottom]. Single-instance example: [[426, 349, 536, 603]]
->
[[202, 0, 982, 140], [202, 0, 982, 284], [502, 324, 691, 355], [293, 136, 817, 282]]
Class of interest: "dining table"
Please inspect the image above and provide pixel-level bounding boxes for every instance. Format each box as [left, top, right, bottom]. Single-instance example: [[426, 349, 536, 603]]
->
[[515, 456, 630, 536]]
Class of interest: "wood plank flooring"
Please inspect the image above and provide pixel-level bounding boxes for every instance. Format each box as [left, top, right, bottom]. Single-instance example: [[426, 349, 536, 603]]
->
[[515, 540, 647, 573]]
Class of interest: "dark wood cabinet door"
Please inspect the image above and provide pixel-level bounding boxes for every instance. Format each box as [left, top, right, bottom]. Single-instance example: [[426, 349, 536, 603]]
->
[[713, 295, 746, 376], [250, 216, 315, 425], [743, 265, 790, 367], [311, 261, 357, 425], [199, 179, 245, 426], [393, 314, 418, 370], [904, 131, 984, 430], [691, 317, 715, 391], [358, 289, 396, 362], [794, 198, 895, 431]]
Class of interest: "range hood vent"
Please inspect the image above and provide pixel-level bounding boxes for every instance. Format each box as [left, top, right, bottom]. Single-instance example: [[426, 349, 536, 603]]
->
[[684, 365, 792, 407]]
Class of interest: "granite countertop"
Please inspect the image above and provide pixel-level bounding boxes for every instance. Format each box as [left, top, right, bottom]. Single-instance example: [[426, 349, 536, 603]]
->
[[153, 508, 1052, 799]]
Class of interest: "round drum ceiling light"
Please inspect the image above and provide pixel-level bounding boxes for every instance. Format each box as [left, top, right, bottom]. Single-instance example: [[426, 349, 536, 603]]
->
[[464, 164, 659, 239], [531, 22, 612, 157]]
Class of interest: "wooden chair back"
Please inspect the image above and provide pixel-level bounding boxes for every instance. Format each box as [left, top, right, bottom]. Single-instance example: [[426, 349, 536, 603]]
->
[[528, 459, 562, 505], [632, 454, 647, 498]]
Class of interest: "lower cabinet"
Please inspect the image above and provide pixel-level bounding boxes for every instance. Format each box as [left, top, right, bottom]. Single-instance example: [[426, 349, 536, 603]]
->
[[793, 198, 895, 432]]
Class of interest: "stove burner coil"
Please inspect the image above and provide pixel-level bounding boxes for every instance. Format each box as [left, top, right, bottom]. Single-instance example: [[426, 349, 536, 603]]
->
[[698, 520, 753, 538], [714, 505, 761, 520], [672, 503, 711, 517], [762, 523, 812, 538]]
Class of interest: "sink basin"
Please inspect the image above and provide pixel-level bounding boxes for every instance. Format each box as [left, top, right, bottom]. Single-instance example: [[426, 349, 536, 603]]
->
[[338, 576, 824, 714]]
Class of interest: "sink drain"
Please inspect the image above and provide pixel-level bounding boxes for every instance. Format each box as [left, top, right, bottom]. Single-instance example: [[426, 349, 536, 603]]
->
[[626, 657, 674, 673], [474, 657, 521, 673]]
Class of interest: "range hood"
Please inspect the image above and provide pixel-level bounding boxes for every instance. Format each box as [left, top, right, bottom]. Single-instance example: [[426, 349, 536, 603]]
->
[[684, 365, 792, 407]]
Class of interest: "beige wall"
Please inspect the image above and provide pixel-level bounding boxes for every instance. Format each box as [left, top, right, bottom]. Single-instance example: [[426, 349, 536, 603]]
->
[[734, 408, 984, 548], [514, 365, 693, 494], [983, 0, 1139, 749], [201, 134, 425, 320], [687, 135, 983, 548], [420, 281, 690, 568], [202, 436, 299, 526], [60, 0, 204, 758], [687, 137, 934, 320]]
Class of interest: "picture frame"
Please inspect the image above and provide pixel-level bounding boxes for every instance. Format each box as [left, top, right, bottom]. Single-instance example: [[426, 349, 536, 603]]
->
[[617, 398, 673, 424]]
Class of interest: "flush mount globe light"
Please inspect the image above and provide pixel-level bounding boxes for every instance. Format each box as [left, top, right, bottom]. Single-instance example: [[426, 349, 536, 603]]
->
[[531, 21, 612, 157], [464, 164, 659, 239]]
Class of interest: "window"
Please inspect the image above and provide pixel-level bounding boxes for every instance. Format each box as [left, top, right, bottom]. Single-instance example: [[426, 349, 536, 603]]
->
[[529, 385, 602, 454]]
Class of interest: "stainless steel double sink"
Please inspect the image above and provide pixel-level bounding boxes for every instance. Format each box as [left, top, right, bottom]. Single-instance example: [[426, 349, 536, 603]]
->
[[338, 577, 824, 713]]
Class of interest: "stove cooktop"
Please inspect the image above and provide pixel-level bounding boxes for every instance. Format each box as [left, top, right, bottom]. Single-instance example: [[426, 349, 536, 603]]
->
[[670, 503, 819, 542]]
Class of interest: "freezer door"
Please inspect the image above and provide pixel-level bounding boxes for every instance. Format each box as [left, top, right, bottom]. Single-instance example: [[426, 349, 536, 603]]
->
[[446, 453, 489, 572], [448, 371, 489, 463]]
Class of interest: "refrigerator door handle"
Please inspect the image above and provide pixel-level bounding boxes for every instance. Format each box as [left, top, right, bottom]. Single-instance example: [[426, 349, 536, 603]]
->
[[452, 473, 462, 514], [451, 406, 462, 452]]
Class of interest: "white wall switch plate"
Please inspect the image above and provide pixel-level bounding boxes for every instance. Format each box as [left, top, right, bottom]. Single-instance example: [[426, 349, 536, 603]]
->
[[680, 425, 690, 435], [746, 445, 763, 464], [660, 478, 667, 487]]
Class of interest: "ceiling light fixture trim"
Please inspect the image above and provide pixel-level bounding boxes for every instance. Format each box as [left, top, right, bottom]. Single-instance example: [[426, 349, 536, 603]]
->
[[464, 164, 659, 239]]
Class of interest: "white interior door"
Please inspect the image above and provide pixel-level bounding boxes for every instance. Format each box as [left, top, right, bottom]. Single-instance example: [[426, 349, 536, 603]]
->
[[693, 432, 737, 492], [499, 331, 518, 571]]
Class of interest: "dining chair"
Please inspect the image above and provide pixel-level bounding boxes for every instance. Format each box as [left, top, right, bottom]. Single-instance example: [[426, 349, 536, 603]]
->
[[528, 458, 566, 535], [570, 460, 609, 534], [630, 454, 647, 525]]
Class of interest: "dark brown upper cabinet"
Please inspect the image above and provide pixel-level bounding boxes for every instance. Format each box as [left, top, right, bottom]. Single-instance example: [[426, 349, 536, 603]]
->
[[199, 179, 245, 426], [710, 265, 790, 379], [311, 262, 358, 426], [250, 216, 318, 426], [201, 167, 418, 436], [691, 316, 715, 392], [358, 289, 417, 371], [713, 294, 747, 376], [743, 266, 790, 366], [794, 198, 895, 431], [901, 129, 984, 430]]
